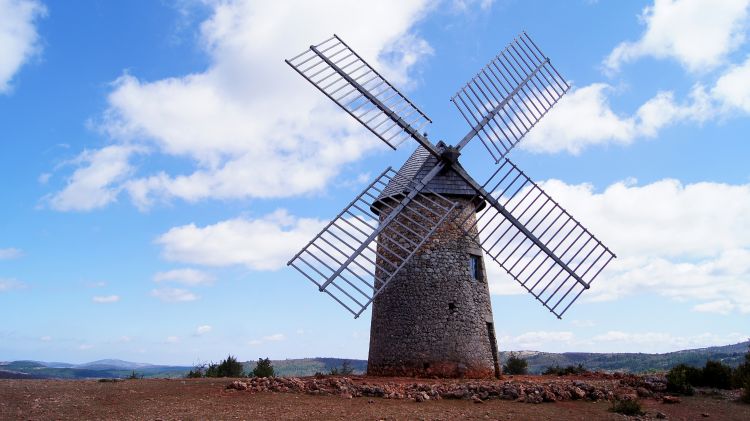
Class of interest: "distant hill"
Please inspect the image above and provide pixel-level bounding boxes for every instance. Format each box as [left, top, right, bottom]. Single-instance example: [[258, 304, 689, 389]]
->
[[244, 358, 368, 377], [0, 359, 190, 380], [501, 340, 750, 374], [2, 340, 747, 379]]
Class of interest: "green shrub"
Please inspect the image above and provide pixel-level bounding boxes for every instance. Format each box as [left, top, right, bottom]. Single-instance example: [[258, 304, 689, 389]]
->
[[503, 352, 528, 375], [329, 360, 354, 376], [733, 343, 750, 390], [186, 367, 204, 378], [736, 343, 750, 403], [666, 364, 695, 395], [700, 360, 732, 389], [741, 377, 750, 404], [252, 357, 275, 378], [199, 355, 245, 378], [609, 399, 644, 416]]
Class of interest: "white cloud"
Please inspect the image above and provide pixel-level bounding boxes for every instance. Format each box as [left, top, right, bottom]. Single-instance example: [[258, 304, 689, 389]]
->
[[153, 268, 216, 286], [156, 209, 327, 270], [40, 335, 51, 342], [85, 281, 107, 288], [590, 331, 748, 352], [712, 55, 750, 113], [692, 300, 735, 315], [0, 0, 45, 93], [51, 0, 439, 211], [0, 278, 25, 292], [165, 336, 180, 343], [604, 0, 750, 73], [530, 178, 750, 313], [450, 0, 495, 13], [522, 83, 714, 154], [0, 247, 22, 260], [92, 295, 120, 303], [151, 287, 198, 302], [46, 145, 143, 211], [248, 333, 285, 345], [195, 325, 212, 335], [500, 330, 747, 352], [78, 344, 93, 350], [500, 331, 575, 349]]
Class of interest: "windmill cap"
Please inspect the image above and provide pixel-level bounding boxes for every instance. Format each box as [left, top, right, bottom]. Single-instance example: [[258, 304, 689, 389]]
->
[[371, 145, 486, 215]]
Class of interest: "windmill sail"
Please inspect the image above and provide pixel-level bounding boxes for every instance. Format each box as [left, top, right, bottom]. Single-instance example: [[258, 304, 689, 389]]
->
[[287, 167, 456, 318], [453, 32, 569, 161], [459, 159, 616, 318], [286, 35, 433, 151]]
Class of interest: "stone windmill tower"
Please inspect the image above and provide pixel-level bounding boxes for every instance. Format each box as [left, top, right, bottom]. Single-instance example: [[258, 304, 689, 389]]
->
[[286, 33, 616, 378]]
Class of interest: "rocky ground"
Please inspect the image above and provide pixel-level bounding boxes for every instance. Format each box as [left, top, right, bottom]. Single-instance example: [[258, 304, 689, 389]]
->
[[1, 374, 748, 420]]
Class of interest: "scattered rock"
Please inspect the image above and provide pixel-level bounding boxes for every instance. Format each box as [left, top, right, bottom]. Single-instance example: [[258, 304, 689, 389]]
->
[[662, 395, 681, 404], [226, 381, 248, 391], [223, 373, 681, 405], [655, 411, 667, 419], [701, 414, 709, 418], [636, 387, 652, 398]]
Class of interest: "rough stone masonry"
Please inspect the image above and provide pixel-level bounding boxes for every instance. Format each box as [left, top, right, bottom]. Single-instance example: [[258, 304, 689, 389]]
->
[[367, 148, 500, 378]]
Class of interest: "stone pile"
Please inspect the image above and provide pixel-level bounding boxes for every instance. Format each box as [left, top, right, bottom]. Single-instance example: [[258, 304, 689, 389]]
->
[[226, 374, 670, 404]]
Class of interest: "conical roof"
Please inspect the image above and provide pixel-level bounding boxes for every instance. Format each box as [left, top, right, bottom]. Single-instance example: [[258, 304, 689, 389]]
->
[[374, 145, 483, 215]]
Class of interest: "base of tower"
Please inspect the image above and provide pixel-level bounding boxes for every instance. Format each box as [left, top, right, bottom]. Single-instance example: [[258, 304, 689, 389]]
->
[[367, 360, 497, 379]]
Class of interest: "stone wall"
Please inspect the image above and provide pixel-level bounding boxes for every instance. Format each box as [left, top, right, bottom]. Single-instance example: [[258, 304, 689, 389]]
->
[[368, 196, 499, 378]]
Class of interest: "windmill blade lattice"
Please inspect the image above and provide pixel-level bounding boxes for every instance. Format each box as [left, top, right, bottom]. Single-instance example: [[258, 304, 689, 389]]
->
[[452, 32, 569, 161], [458, 159, 616, 318], [286, 35, 433, 151], [286, 32, 616, 320], [287, 167, 456, 318]]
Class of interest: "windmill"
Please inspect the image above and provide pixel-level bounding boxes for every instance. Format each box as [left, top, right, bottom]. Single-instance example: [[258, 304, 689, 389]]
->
[[286, 33, 616, 378]]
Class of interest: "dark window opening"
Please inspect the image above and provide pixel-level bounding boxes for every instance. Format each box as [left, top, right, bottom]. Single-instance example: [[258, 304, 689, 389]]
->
[[448, 302, 456, 311], [469, 254, 483, 281]]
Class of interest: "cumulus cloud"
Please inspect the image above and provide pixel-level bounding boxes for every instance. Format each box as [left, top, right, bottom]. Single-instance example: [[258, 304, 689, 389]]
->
[[153, 268, 216, 286], [156, 209, 327, 270], [712, 55, 750, 113], [92, 295, 120, 303], [248, 333, 285, 345], [531, 178, 750, 314], [522, 83, 714, 154], [0, 278, 25, 292], [195, 325, 212, 335], [501, 330, 747, 352], [603, 0, 750, 73], [50, 0, 440, 211], [151, 287, 198, 302], [589, 331, 748, 352], [46, 145, 143, 211], [499, 331, 575, 349], [0, 247, 22, 260], [0, 0, 46, 93]]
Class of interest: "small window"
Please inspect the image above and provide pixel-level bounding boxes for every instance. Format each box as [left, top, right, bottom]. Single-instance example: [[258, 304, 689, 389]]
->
[[469, 254, 482, 281]]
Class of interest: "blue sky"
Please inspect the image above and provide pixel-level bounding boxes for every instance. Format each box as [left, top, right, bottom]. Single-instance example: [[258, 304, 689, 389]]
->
[[1, 0, 749, 365]]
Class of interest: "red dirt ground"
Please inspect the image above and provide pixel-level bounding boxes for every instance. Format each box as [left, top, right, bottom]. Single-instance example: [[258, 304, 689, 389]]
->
[[1, 378, 748, 420]]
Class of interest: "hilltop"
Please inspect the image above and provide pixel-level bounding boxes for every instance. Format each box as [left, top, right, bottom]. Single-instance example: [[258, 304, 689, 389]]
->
[[2, 340, 747, 379]]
